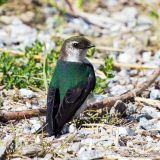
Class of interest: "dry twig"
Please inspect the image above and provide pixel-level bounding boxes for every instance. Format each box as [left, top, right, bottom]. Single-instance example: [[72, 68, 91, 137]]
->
[[113, 62, 157, 70], [0, 109, 46, 122], [87, 67, 160, 110], [135, 97, 160, 109]]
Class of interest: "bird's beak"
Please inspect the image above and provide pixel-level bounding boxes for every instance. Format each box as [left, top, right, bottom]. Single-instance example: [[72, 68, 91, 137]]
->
[[87, 44, 95, 49]]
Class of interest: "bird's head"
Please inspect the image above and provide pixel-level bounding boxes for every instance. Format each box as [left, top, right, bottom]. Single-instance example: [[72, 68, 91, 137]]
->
[[59, 36, 95, 62]]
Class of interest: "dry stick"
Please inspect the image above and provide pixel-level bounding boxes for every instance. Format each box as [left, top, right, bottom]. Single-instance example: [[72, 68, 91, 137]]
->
[[113, 62, 157, 70], [89, 59, 157, 70], [0, 109, 46, 122], [0, 48, 24, 56], [0, 48, 44, 61], [87, 66, 160, 110], [1, 47, 157, 70], [135, 97, 160, 109], [0, 67, 159, 122]]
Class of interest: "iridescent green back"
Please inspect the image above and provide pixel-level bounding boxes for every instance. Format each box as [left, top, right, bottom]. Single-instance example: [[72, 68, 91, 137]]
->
[[50, 60, 91, 102]]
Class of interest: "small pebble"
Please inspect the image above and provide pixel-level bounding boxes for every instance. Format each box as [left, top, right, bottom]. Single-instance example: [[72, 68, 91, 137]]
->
[[141, 106, 160, 119], [110, 101, 127, 116], [126, 103, 137, 114], [69, 124, 76, 133], [19, 88, 35, 98], [68, 142, 81, 153], [118, 127, 128, 136], [26, 101, 32, 109], [118, 47, 136, 64], [150, 89, 160, 100], [35, 135, 41, 144], [142, 52, 152, 62]]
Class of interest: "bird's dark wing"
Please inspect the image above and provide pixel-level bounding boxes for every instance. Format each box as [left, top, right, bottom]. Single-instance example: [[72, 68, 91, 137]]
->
[[54, 63, 96, 136], [46, 86, 60, 136]]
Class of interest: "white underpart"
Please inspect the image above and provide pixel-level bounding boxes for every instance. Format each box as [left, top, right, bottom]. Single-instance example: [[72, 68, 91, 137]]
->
[[65, 43, 87, 62], [66, 49, 81, 62]]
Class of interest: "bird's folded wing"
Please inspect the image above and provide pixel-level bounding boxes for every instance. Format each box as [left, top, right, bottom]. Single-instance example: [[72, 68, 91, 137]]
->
[[54, 69, 95, 135], [46, 87, 60, 136]]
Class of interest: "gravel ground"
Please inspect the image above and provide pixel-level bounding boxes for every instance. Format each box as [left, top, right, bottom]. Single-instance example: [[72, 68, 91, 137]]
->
[[0, 1, 160, 159]]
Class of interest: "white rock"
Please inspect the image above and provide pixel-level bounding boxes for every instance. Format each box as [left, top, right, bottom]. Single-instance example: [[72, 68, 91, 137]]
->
[[118, 47, 136, 64], [142, 52, 152, 62], [81, 138, 93, 145], [23, 124, 32, 133], [112, 7, 138, 23], [77, 146, 87, 155], [138, 117, 159, 131], [121, 7, 138, 22], [98, 139, 113, 147], [26, 101, 32, 109], [43, 153, 53, 160], [128, 21, 136, 28], [105, 0, 118, 6], [68, 142, 81, 153], [127, 141, 133, 147], [110, 85, 129, 96], [69, 124, 76, 133], [19, 88, 35, 98], [150, 89, 160, 100], [127, 103, 137, 114], [110, 23, 122, 32], [138, 15, 152, 25], [146, 136, 153, 142], [78, 128, 95, 135], [77, 150, 106, 160], [18, 137, 26, 146], [141, 106, 160, 119], [0, 18, 37, 50], [134, 25, 151, 32], [35, 135, 41, 144], [156, 121, 160, 129], [127, 128, 136, 136], [118, 127, 128, 136], [30, 119, 42, 133]]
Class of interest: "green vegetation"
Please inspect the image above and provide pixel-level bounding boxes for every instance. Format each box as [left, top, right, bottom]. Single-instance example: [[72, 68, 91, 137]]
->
[[0, 41, 114, 93], [94, 57, 114, 94], [76, 0, 84, 10], [0, 0, 8, 5], [0, 41, 59, 89]]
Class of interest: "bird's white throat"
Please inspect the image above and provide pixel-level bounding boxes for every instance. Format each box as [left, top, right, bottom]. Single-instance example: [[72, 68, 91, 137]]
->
[[65, 47, 87, 62]]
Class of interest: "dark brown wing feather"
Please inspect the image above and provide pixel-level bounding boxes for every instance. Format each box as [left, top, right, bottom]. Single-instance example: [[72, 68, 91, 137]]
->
[[46, 87, 60, 136]]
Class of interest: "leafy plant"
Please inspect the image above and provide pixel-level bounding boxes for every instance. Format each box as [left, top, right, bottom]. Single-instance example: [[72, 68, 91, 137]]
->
[[87, 48, 95, 57], [150, 9, 159, 19], [76, 0, 84, 10], [94, 56, 114, 94], [0, 41, 59, 89], [0, 0, 8, 5], [94, 77, 107, 94], [100, 56, 114, 79], [0, 40, 113, 95]]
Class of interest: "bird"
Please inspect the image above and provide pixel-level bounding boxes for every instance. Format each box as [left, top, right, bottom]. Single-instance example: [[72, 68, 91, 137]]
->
[[46, 36, 96, 137]]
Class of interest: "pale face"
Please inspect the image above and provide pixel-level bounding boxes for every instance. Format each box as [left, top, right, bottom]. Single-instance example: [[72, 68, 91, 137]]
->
[[59, 36, 95, 62], [64, 41, 87, 62]]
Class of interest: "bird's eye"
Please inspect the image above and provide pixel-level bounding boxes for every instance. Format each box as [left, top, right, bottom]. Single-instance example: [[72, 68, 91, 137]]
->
[[73, 43, 78, 48]]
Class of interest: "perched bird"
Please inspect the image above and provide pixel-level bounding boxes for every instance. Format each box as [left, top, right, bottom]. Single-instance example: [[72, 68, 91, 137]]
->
[[46, 36, 96, 137]]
